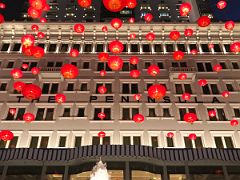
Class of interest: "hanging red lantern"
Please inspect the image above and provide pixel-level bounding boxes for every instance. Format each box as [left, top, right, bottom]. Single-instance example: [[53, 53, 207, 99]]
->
[[146, 32, 155, 41], [129, 33, 136, 39], [128, 17, 135, 23], [33, 46, 44, 58], [77, 0, 92, 8], [55, 93, 66, 103], [167, 132, 174, 138], [70, 49, 79, 57], [133, 114, 144, 123], [111, 18, 123, 30], [102, 26, 108, 32], [148, 65, 160, 77], [98, 131, 106, 138], [31, 24, 39, 31], [178, 73, 187, 80], [109, 40, 124, 54], [74, 23, 85, 33], [184, 28, 193, 37], [184, 113, 197, 124], [21, 34, 35, 48], [208, 110, 216, 117], [43, 4, 50, 11], [134, 94, 141, 101], [40, 18, 47, 23], [130, 70, 140, 78], [190, 49, 198, 55], [189, 133, 197, 140], [225, 21, 235, 31], [217, 1, 227, 9], [179, 2, 192, 16], [11, 68, 23, 79], [198, 79, 207, 86], [197, 16, 211, 27], [169, 30, 180, 41], [230, 42, 240, 54], [98, 52, 109, 62], [9, 108, 16, 115], [61, 64, 79, 79], [0, 14, 4, 24], [148, 84, 166, 100], [126, 0, 137, 8], [22, 46, 34, 56], [182, 93, 191, 101], [37, 32, 45, 39], [144, 13, 153, 22], [230, 119, 238, 127], [103, 0, 125, 12], [29, 0, 46, 10], [208, 43, 214, 49], [0, 3, 6, 9], [107, 56, 123, 71], [0, 130, 14, 141], [130, 56, 139, 65], [213, 64, 222, 72], [100, 70, 106, 77], [13, 81, 26, 92], [98, 85, 107, 94], [173, 50, 184, 61], [98, 112, 106, 120], [21, 63, 29, 70], [23, 113, 35, 123], [222, 91, 229, 98], [22, 84, 42, 100], [31, 67, 40, 75], [28, 7, 42, 19]]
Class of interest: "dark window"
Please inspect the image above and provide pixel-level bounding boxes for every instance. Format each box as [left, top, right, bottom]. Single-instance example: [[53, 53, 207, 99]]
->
[[151, 136, 158, 147], [59, 136, 66, 147], [122, 108, 130, 120], [45, 108, 54, 120], [29, 62, 37, 70], [133, 136, 141, 145], [148, 108, 156, 117], [38, 43, 45, 48], [214, 44, 221, 52], [94, 108, 101, 120], [36, 108, 44, 120], [172, 62, 179, 68], [226, 84, 234, 92], [49, 44, 57, 52], [163, 108, 171, 117], [123, 136, 131, 145], [0, 140, 6, 148], [177, 44, 186, 52], [97, 62, 104, 71], [224, 44, 230, 52], [144, 62, 151, 69], [50, 83, 58, 94], [83, 62, 90, 69], [96, 44, 103, 52], [55, 62, 62, 67], [195, 137, 203, 148], [40, 137, 49, 148], [63, 108, 70, 117], [132, 108, 139, 119], [180, 62, 187, 67], [8, 137, 18, 148], [30, 137, 39, 148], [232, 62, 239, 69], [219, 62, 227, 69], [214, 137, 224, 148], [167, 137, 174, 147], [184, 137, 193, 148], [175, 84, 183, 94], [122, 62, 129, 71], [77, 108, 85, 117], [208, 108, 217, 121], [92, 136, 100, 145], [74, 137, 82, 147], [15, 108, 25, 120], [0, 83, 7, 91], [104, 108, 111, 120], [60, 44, 68, 52], [122, 84, 129, 94], [84, 44, 92, 52], [225, 137, 234, 148], [131, 84, 138, 94], [7, 62, 14, 68], [73, 44, 80, 51], [184, 84, 192, 94], [105, 83, 112, 93], [131, 44, 138, 52], [80, 83, 88, 91], [67, 83, 74, 91], [179, 108, 187, 121], [166, 44, 174, 52], [234, 108, 240, 117], [122, 44, 127, 52], [96, 83, 103, 94], [155, 44, 162, 52], [205, 63, 213, 72], [197, 63, 204, 72], [217, 109, 227, 121], [1, 43, 9, 51], [211, 84, 219, 94], [42, 83, 50, 94], [12, 43, 21, 51], [71, 62, 77, 66], [157, 62, 164, 69], [142, 44, 150, 52], [103, 136, 110, 145], [201, 44, 210, 52], [47, 62, 54, 67], [202, 85, 210, 94], [147, 83, 153, 90], [189, 44, 197, 50]]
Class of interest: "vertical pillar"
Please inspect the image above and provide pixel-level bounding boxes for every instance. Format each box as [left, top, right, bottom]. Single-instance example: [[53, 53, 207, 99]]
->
[[222, 166, 229, 180], [163, 165, 169, 180], [1, 166, 8, 180], [185, 163, 191, 180], [63, 165, 69, 180], [124, 161, 131, 180], [40, 166, 46, 180]]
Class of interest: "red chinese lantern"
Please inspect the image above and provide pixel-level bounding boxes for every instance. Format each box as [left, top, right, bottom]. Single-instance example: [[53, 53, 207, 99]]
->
[[167, 132, 174, 138], [128, 17, 135, 23], [9, 108, 16, 115], [169, 30, 180, 41], [31, 67, 40, 75], [111, 18, 123, 30], [22, 84, 42, 100], [55, 93, 66, 103], [0, 130, 14, 141], [148, 84, 166, 100], [133, 114, 144, 123], [225, 21, 235, 31], [217, 1, 227, 9], [28, 7, 42, 18], [197, 16, 211, 27], [37, 32, 45, 38], [98, 131, 106, 138], [208, 110, 216, 117], [148, 65, 160, 77], [102, 26, 108, 32], [184, 28, 193, 37], [109, 40, 124, 54], [178, 73, 187, 80], [130, 56, 139, 65], [33, 46, 44, 58], [0, 3, 6, 9], [129, 33, 136, 39], [70, 49, 79, 57], [22, 46, 34, 56], [190, 49, 198, 55], [126, 0, 137, 8], [144, 13, 153, 22], [61, 64, 79, 79], [208, 43, 214, 49], [13, 81, 26, 92], [23, 113, 35, 123], [11, 68, 23, 79], [21, 63, 29, 70], [98, 52, 109, 62], [100, 70, 106, 77], [29, 0, 46, 10], [230, 42, 240, 54], [184, 113, 197, 124], [173, 51, 184, 61], [103, 0, 125, 12], [107, 56, 123, 71], [189, 133, 197, 140], [198, 79, 207, 86], [43, 4, 50, 11], [0, 14, 4, 24], [182, 93, 191, 101], [98, 112, 106, 120], [40, 18, 47, 23], [134, 94, 141, 101], [98, 85, 107, 94], [21, 34, 35, 48], [179, 2, 192, 16], [130, 70, 140, 78], [230, 119, 238, 127], [74, 23, 85, 33], [213, 64, 222, 72], [31, 24, 39, 31], [222, 91, 229, 98], [77, 0, 92, 8], [146, 32, 155, 41]]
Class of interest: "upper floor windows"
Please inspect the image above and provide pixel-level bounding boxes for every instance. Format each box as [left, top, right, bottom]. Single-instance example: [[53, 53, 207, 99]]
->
[[184, 136, 203, 148], [122, 83, 138, 94], [197, 62, 213, 72], [214, 136, 234, 148], [36, 108, 54, 121], [202, 84, 219, 94], [42, 83, 59, 94], [29, 136, 49, 148], [6, 107, 26, 121]]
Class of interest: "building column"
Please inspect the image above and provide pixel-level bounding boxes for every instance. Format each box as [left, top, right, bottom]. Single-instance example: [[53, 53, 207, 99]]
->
[[222, 166, 229, 180], [163, 165, 169, 180], [124, 161, 131, 180], [63, 165, 69, 180], [185, 163, 191, 180], [1, 166, 8, 180], [40, 166, 46, 180]]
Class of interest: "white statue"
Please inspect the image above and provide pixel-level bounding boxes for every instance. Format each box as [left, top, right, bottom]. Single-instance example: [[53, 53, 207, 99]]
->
[[90, 159, 110, 180]]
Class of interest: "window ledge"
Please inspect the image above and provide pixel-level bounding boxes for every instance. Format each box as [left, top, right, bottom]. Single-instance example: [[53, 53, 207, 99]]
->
[[94, 71, 114, 74], [1, 120, 55, 123], [207, 121, 230, 123], [177, 121, 202, 123], [89, 120, 114, 123], [0, 91, 7, 93], [119, 120, 134, 123], [9, 93, 21, 96], [73, 117, 88, 120], [91, 94, 115, 96], [76, 91, 90, 93], [201, 94, 222, 97]]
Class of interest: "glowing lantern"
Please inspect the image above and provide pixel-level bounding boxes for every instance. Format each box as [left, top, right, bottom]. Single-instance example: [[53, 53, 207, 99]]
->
[[31, 67, 40, 75], [40, 18, 46, 23], [29, 0, 46, 10], [169, 31, 180, 41], [198, 79, 207, 86], [13, 81, 26, 92], [178, 73, 187, 80], [182, 93, 191, 101], [98, 52, 109, 62], [43, 4, 50, 11], [148, 65, 160, 77], [179, 2, 191, 16], [130, 70, 140, 78], [129, 33, 136, 39], [144, 13, 153, 22], [208, 110, 216, 117], [100, 70, 106, 77], [230, 119, 238, 127], [107, 56, 123, 71], [77, 0, 92, 8], [70, 49, 79, 57], [184, 113, 197, 124], [111, 18, 122, 30], [128, 17, 135, 23], [102, 26, 108, 32], [184, 28, 193, 37], [28, 7, 42, 19], [98, 112, 106, 120], [21, 34, 35, 48], [0, 3, 6, 9], [167, 132, 174, 138], [148, 84, 166, 100], [98, 86, 107, 94], [23, 113, 35, 123], [225, 21, 235, 31], [98, 131, 106, 138], [22, 84, 42, 100], [189, 133, 197, 140], [134, 94, 141, 101], [55, 94, 66, 103], [130, 56, 139, 65], [230, 42, 240, 54], [0, 130, 14, 141], [146, 32, 155, 41], [61, 64, 79, 79], [0, 14, 4, 24], [22, 46, 34, 56], [208, 43, 214, 49], [31, 24, 39, 31], [102, 0, 125, 12], [173, 51, 184, 61], [213, 64, 222, 72], [74, 23, 85, 33], [9, 108, 16, 115], [11, 68, 23, 79], [191, 49, 198, 55], [37, 32, 45, 38], [126, 0, 137, 8], [22, 63, 29, 70], [217, 1, 227, 9], [33, 46, 44, 58], [133, 114, 144, 123], [197, 16, 211, 27], [222, 91, 229, 98], [109, 40, 124, 54]]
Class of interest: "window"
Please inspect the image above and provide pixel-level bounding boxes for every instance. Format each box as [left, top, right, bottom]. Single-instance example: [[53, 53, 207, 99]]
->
[[166, 137, 174, 147], [179, 108, 196, 121], [148, 108, 156, 117], [29, 136, 49, 148], [94, 108, 111, 120], [12, 43, 21, 52], [92, 136, 110, 145], [202, 84, 219, 94], [97, 62, 112, 71], [67, 83, 74, 91], [131, 44, 138, 52], [6, 61, 14, 68], [74, 136, 82, 147], [1, 43, 9, 51], [96, 44, 103, 52], [42, 83, 59, 94], [59, 136, 67, 147], [82, 62, 90, 69], [214, 136, 234, 148], [123, 136, 131, 145], [201, 44, 210, 52], [96, 83, 112, 94], [157, 62, 164, 69], [207, 108, 227, 121], [226, 83, 234, 92], [47, 61, 62, 67], [151, 136, 159, 147], [48, 44, 57, 52], [60, 44, 69, 52], [122, 108, 139, 120], [84, 44, 92, 52], [122, 62, 137, 71], [123, 136, 141, 145], [6, 108, 26, 120], [154, 44, 163, 52], [177, 44, 186, 52], [184, 136, 203, 148], [77, 108, 85, 117], [166, 44, 174, 52], [172, 62, 187, 67], [72, 44, 80, 51], [0, 83, 7, 91], [162, 108, 171, 117], [142, 44, 150, 52], [122, 83, 138, 94], [63, 108, 71, 117], [196, 62, 213, 72], [144, 62, 151, 69], [175, 84, 192, 94], [80, 83, 88, 91], [0, 136, 18, 148], [213, 44, 222, 52], [219, 62, 227, 69], [233, 108, 240, 117], [232, 62, 239, 69], [35, 108, 54, 121], [224, 44, 230, 52]]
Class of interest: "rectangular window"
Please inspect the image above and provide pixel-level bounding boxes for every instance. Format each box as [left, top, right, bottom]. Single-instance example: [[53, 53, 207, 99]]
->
[[30, 137, 39, 148], [15, 108, 25, 120], [167, 137, 174, 147], [42, 83, 50, 94], [103, 136, 110, 145], [73, 44, 80, 51], [219, 62, 227, 69], [92, 136, 100, 145], [36, 108, 44, 120], [84, 44, 92, 52], [82, 62, 90, 69], [131, 44, 138, 52], [133, 136, 141, 145], [234, 108, 240, 117], [48, 44, 57, 52], [80, 83, 88, 91], [59, 136, 67, 147], [213, 44, 221, 52], [74, 136, 82, 147], [96, 44, 103, 52], [8, 136, 18, 148], [232, 62, 239, 69], [12, 43, 21, 52], [175, 84, 183, 94], [60, 44, 68, 52], [142, 44, 150, 52], [45, 108, 54, 120], [163, 108, 171, 117], [201, 44, 210, 52], [63, 108, 70, 117], [7, 62, 14, 68], [166, 44, 174, 52], [123, 136, 131, 145], [50, 83, 58, 94], [154, 44, 162, 52], [214, 136, 234, 148], [122, 108, 130, 120], [148, 108, 156, 117], [211, 84, 219, 94], [184, 137, 193, 148], [226, 84, 234, 92], [177, 44, 186, 52], [94, 108, 111, 120], [157, 62, 164, 69], [77, 108, 85, 117], [67, 83, 74, 91], [40, 137, 49, 148], [179, 108, 187, 121], [151, 136, 158, 147], [144, 62, 151, 69], [1, 43, 10, 51]]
